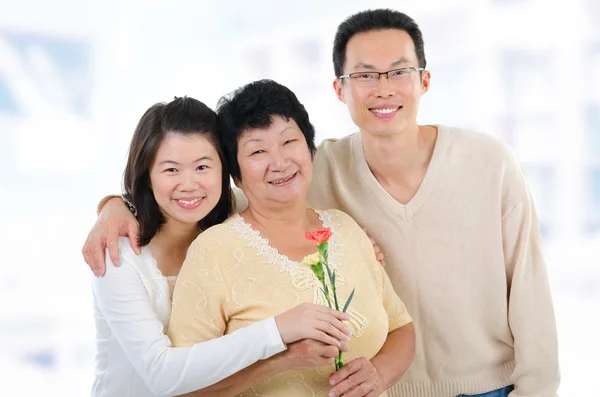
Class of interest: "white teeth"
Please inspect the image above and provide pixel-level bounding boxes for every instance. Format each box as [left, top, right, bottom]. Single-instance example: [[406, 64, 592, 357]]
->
[[372, 108, 397, 114], [178, 199, 199, 204], [270, 174, 295, 184]]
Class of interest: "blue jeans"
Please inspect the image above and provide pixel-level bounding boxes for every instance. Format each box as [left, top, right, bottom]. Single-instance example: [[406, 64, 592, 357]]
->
[[457, 385, 514, 397]]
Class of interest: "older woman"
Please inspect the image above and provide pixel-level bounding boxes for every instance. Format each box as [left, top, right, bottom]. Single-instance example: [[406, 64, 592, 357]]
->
[[167, 80, 415, 397]]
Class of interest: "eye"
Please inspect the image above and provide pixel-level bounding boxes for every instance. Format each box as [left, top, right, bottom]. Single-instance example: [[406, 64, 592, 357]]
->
[[389, 69, 411, 79], [197, 165, 208, 171], [251, 150, 265, 156], [164, 168, 177, 173], [354, 73, 376, 81], [284, 139, 297, 145]]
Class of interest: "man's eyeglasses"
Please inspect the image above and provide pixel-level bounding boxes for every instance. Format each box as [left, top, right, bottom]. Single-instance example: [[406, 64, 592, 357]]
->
[[338, 67, 425, 87]]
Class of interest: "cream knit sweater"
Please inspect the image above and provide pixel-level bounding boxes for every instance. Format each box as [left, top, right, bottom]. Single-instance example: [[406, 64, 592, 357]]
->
[[304, 125, 560, 397]]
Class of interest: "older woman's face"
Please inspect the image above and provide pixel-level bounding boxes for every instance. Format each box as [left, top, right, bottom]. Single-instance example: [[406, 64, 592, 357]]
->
[[236, 116, 313, 208]]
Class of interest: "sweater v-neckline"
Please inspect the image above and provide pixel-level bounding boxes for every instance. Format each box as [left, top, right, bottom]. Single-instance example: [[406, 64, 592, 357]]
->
[[353, 125, 449, 221]]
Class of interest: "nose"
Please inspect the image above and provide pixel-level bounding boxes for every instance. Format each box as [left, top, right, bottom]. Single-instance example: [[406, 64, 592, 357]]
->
[[375, 75, 396, 98], [179, 170, 200, 191], [269, 146, 291, 172]]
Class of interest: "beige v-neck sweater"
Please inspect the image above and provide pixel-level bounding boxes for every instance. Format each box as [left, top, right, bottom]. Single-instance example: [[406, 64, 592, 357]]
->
[[307, 125, 559, 397]]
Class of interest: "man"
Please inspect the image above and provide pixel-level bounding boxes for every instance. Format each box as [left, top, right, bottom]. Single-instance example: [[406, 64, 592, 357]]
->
[[83, 9, 559, 397]]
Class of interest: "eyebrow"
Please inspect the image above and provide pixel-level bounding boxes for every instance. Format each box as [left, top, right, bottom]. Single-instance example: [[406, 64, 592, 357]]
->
[[353, 58, 411, 70], [241, 126, 298, 147], [158, 156, 213, 165]]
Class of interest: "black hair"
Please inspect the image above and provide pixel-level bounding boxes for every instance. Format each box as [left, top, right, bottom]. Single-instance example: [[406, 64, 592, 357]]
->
[[123, 96, 234, 246], [333, 9, 426, 77], [216, 79, 316, 181]]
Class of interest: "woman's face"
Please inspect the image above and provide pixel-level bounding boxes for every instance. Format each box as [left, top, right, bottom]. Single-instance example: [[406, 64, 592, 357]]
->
[[149, 132, 223, 228], [236, 116, 313, 209]]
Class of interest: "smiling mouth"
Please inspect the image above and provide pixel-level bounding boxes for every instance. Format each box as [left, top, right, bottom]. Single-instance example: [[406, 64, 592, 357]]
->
[[177, 198, 201, 205], [269, 172, 297, 185], [370, 106, 401, 114], [174, 197, 205, 209]]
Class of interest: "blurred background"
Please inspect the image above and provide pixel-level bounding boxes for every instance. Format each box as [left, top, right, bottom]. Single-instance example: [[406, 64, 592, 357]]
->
[[0, 0, 598, 395]]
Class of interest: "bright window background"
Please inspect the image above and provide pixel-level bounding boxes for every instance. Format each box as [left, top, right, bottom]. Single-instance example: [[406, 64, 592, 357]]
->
[[1, 0, 598, 395]]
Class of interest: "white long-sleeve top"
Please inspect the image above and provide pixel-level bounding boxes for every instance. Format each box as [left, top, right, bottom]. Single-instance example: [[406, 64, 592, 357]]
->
[[91, 237, 286, 397]]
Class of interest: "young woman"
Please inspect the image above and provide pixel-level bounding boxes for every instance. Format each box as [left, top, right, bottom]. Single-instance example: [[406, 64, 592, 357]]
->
[[91, 96, 350, 397]]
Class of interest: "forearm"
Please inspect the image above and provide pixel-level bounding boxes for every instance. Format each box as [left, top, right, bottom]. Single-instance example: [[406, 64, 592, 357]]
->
[[176, 356, 282, 397], [370, 323, 415, 390], [96, 194, 122, 215]]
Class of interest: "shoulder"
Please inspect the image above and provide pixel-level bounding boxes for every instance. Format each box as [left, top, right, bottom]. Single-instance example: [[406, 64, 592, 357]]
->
[[442, 124, 528, 209], [316, 134, 355, 154], [444, 125, 521, 169], [186, 215, 240, 260], [313, 134, 357, 174], [314, 134, 355, 165], [102, 236, 148, 274], [95, 237, 152, 294], [318, 208, 363, 234]]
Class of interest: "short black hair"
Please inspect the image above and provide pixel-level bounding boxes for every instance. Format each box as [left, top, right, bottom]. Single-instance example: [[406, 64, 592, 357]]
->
[[123, 96, 234, 247], [333, 9, 426, 77], [216, 79, 316, 181]]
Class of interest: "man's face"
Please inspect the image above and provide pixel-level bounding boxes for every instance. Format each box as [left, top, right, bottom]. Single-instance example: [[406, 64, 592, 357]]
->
[[333, 29, 430, 137]]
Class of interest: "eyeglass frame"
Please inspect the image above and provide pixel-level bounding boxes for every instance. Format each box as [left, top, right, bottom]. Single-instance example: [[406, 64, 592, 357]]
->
[[337, 67, 425, 85]]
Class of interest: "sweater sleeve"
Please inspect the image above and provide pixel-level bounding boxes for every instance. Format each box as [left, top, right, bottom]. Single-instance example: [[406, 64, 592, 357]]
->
[[502, 190, 560, 397], [93, 242, 285, 397]]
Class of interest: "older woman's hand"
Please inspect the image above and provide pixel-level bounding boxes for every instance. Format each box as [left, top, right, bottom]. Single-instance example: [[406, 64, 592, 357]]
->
[[278, 339, 349, 371], [327, 357, 382, 397], [275, 303, 351, 347]]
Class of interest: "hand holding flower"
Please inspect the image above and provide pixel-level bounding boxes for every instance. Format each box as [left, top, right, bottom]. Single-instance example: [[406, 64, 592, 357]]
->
[[301, 227, 355, 370]]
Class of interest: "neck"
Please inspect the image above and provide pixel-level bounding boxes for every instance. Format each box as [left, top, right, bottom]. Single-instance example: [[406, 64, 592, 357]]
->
[[149, 219, 200, 257], [243, 197, 311, 233], [361, 124, 437, 183]]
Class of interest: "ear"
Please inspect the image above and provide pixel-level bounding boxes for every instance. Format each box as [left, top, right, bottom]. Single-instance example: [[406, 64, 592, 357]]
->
[[333, 79, 346, 103], [420, 70, 431, 95]]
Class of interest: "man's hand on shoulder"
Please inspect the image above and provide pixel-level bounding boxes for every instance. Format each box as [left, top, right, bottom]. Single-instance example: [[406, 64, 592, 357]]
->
[[82, 196, 140, 276]]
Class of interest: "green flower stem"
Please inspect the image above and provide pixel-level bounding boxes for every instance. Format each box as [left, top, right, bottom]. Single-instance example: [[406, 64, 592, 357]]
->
[[335, 352, 343, 371], [316, 241, 346, 370]]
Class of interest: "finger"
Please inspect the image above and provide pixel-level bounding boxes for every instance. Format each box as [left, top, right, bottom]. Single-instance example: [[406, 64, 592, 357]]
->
[[319, 345, 340, 359], [128, 221, 142, 255], [329, 375, 357, 397], [310, 331, 342, 348], [82, 244, 96, 275], [82, 242, 91, 266], [375, 252, 385, 267], [336, 381, 374, 397], [317, 356, 336, 367], [106, 227, 120, 267], [339, 341, 349, 352], [329, 371, 371, 397], [329, 358, 361, 386], [92, 238, 107, 276], [318, 306, 351, 322], [315, 319, 350, 341]]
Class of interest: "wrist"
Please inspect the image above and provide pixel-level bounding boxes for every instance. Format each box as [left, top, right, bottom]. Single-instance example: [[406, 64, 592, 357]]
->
[[264, 354, 289, 376], [97, 195, 121, 216], [370, 357, 392, 391]]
